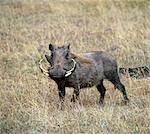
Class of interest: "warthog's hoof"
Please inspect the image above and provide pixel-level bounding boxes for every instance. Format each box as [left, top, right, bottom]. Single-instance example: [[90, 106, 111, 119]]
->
[[124, 99, 130, 105]]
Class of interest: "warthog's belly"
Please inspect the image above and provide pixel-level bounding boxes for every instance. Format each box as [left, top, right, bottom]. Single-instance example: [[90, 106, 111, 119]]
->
[[79, 80, 96, 88], [65, 79, 96, 89], [65, 73, 101, 89]]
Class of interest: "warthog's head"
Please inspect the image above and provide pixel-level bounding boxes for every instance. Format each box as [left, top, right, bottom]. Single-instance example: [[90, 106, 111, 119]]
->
[[39, 44, 76, 79]]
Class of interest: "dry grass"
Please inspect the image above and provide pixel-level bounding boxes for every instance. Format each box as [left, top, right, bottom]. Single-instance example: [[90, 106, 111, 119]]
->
[[0, 0, 150, 133]]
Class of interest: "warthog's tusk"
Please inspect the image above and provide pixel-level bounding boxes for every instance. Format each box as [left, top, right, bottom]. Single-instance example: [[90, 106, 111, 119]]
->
[[65, 59, 76, 77], [39, 59, 49, 76]]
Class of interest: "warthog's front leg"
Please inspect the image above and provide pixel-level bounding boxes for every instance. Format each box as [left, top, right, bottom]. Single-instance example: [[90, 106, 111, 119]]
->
[[58, 89, 65, 102], [58, 89, 65, 110], [57, 83, 66, 110], [71, 89, 81, 104]]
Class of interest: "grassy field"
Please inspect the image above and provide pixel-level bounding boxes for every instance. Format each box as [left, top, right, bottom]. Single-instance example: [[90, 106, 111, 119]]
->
[[0, 0, 150, 133]]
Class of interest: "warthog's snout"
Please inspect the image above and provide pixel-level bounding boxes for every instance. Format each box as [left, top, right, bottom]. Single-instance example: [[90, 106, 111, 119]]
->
[[39, 57, 77, 79], [49, 65, 66, 79]]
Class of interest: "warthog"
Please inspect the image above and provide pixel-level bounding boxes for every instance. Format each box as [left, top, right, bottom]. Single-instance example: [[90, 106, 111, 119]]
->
[[39, 44, 129, 107]]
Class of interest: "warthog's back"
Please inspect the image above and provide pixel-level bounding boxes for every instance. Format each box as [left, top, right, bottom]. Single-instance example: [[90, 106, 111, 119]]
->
[[83, 51, 117, 74]]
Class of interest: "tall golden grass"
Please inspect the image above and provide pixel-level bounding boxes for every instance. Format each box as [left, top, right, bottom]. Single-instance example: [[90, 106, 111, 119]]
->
[[0, 0, 150, 133]]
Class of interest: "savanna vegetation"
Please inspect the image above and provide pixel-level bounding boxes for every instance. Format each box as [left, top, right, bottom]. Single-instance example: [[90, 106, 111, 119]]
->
[[0, 0, 150, 133]]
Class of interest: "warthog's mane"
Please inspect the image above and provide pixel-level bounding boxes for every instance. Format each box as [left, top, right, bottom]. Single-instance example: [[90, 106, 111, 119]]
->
[[72, 53, 93, 65]]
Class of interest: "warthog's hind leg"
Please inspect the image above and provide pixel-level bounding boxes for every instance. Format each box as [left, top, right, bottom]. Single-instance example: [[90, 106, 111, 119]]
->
[[109, 76, 129, 104], [96, 80, 106, 106], [114, 81, 129, 104], [105, 69, 129, 104]]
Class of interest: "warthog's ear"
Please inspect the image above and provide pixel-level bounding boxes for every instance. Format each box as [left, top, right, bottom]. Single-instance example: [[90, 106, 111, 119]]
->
[[66, 43, 70, 50], [45, 55, 52, 65], [49, 44, 54, 51]]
